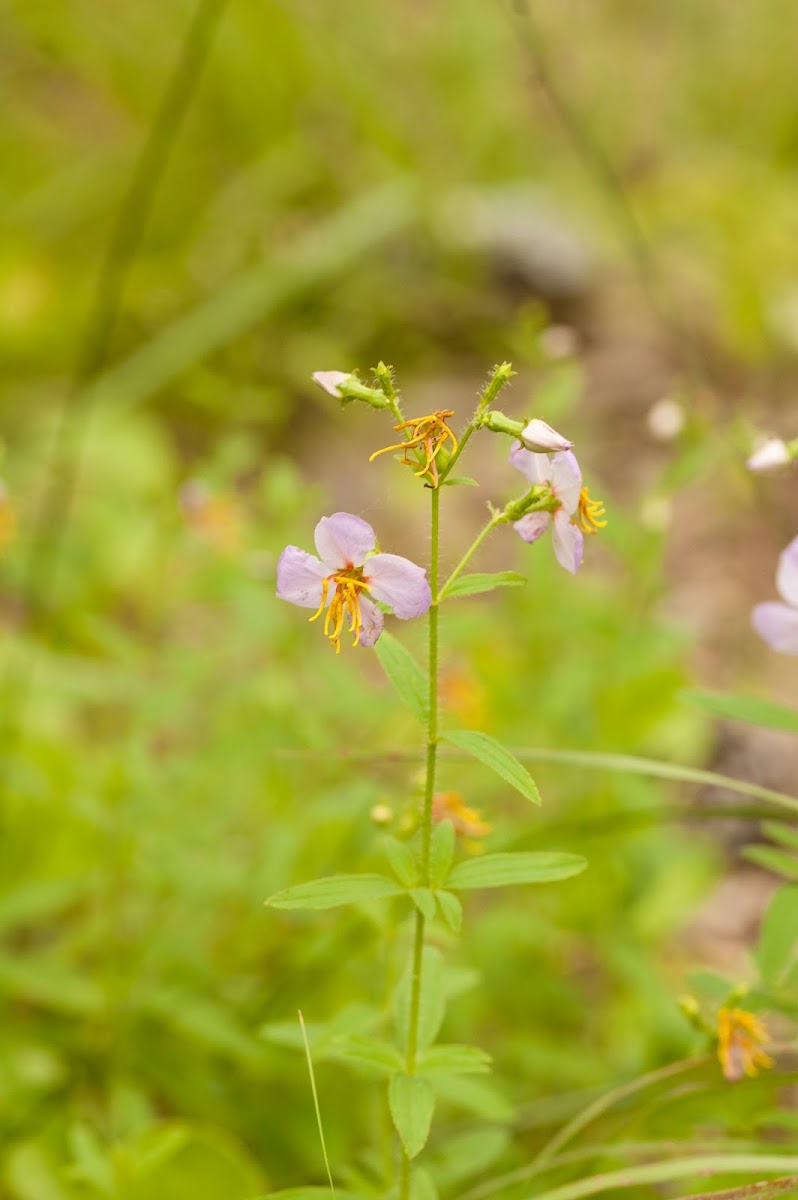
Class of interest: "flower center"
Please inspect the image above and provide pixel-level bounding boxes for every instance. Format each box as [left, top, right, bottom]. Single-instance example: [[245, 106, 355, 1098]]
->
[[369, 410, 458, 487], [574, 486, 607, 534], [309, 567, 372, 653]]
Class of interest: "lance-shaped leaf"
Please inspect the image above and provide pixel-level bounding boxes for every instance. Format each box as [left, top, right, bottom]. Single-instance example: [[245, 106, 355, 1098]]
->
[[448, 852, 586, 891], [375, 632, 429, 722], [680, 689, 798, 734], [442, 571, 526, 599], [267, 874, 404, 910], [390, 1073, 435, 1159], [442, 729, 541, 805]]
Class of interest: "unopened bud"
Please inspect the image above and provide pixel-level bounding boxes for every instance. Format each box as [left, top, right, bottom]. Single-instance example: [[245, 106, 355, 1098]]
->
[[370, 803, 393, 827], [747, 437, 792, 473], [520, 418, 573, 453], [312, 370, 390, 409]]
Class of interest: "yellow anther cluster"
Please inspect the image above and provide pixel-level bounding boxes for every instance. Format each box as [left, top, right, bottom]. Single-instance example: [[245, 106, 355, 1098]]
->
[[717, 1007, 773, 1083], [369, 410, 458, 487], [575, 487, 607, 535], [309, 571, 372, 653]]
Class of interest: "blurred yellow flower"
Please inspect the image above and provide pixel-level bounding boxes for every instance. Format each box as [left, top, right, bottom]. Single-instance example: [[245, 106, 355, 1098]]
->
[[0, 482, 16, 552], [717, 1006, 773, 1083], [180, 480, 242, 555], [440, 666, 486, 729], [432, 791, 491, 852]]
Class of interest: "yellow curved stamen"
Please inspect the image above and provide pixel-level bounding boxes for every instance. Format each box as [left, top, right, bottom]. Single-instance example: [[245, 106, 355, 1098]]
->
[[575, 487, 607, 535], [369, 410, 458, 487], [309, 570, 372, 653]]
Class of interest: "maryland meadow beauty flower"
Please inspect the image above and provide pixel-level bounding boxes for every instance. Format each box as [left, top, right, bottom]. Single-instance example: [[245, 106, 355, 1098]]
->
[[752, 535, 798, 653], [717, 1006, 773, 1083], [509, 444, 606, 574], [276, 512, 431, 653]]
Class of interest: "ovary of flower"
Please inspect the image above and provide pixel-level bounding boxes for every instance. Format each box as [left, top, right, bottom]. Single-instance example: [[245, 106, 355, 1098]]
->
[[752, 535, 798, 654], [509, 445, 606, 573], [717, 1007, 773, 1083], [276, 512, 431, 653], [369, 410, 458, 487]]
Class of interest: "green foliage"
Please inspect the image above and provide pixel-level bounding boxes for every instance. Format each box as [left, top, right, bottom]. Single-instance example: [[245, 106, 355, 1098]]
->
[[442, 729, 542, 805], [390, 1074, 436, 1159], [375, 633, 429, 723], [443, 571, 526, 599], [680, 690, 798, 734], [447, 852, 587, 891], [267, 874, 405, 911]]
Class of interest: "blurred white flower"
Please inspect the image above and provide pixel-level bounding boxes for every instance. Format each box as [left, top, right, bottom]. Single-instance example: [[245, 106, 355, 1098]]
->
[[647, 397, 685, 441]]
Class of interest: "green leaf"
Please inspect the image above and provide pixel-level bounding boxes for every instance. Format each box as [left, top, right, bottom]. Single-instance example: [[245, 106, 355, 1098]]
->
[[375, 633, 429, 722], [418, 1043, 491, 1076], [448, 852, 586, 891], [433, 1129, 510, 1190], [429, 820, 456, 887], [743, 845, 798, 882], [410, 1167, 439, 1200], [680, 689, 798, 734], [756, 885, 798, 987], [436, 890, 462, 932], [389, 1074, 435, 1159], [330, 1034, 404, 1076], [442, 729, 541, 805], [762, 821, 798, 852], [442, 475, 479, 487], [431, 1074, 513, 1121], [266, 874, 404, 910], [383, 837, 418, 887], [443, 571, 526, 599], [396, 947, 445, 1053], [410, 889, 437, 920]]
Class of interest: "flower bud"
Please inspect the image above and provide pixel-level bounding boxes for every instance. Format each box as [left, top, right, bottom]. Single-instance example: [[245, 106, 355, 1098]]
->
[[311, 370, 391, 409], [747, 437, 791, 473], [520, 418, 573, 453], [312, 370, 351, 398]]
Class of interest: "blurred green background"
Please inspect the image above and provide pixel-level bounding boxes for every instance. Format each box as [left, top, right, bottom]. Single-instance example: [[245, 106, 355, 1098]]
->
[[3, 1, 798, 1197]]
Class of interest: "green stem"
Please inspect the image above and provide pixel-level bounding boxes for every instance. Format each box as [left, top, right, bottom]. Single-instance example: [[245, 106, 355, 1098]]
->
[[399, 485, 440, 1199], [439, 512, 506, 598]]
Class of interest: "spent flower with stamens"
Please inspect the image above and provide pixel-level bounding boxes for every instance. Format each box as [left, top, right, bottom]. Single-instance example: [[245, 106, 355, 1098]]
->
[[509, 445, 606, 574], [752, 535, 798, 654], [370, 411, 458, 487], [717, 1006, 773, 1083], [276, 512, 431, 653]]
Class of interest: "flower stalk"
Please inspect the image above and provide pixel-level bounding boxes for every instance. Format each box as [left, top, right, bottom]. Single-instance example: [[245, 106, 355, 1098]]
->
[[400, 484, 440, 1198]]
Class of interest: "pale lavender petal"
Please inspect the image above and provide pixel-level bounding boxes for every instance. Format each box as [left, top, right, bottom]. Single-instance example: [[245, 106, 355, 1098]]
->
[[747, 438, 790, 472], [509, 444, 553, 485], [551, 450, 582, 515], [776, 536, 798, 607], [363, 553, 431, 619], [276, 546, 328, 608], [752, 602, 798, 654], [312, 370, 351, 397], [357, 596, 385, 646], [513, 511, 551, 543], [314, 512, 376, 570], [552, 510, 583, 574], [521, 418, 573, 453]]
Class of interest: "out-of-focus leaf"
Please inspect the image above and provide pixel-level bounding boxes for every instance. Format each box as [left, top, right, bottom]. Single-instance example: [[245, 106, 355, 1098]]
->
[[680, 689, 798, 733], [418, 1043, 491, 1076], [756, 885, 798, 987], [429, 820, 455, 887], [390, 1073, 435, 1159], [743, 846, 798, 882], [396, 946, 445, 1053], [436, 890, 462, 932]]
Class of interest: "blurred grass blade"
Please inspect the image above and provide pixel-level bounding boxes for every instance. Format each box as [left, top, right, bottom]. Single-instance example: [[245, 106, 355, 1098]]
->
[[85, 181, 416, 414], [679, 689, 798, 733], [527, 1156, 798, 1200], [299, 1010, 336, 1199]]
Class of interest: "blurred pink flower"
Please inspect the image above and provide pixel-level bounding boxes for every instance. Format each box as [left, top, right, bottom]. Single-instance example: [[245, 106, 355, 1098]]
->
[[277, 512, 431, 653], [747, 438, 791, 473], [752, 535, 798, 653]]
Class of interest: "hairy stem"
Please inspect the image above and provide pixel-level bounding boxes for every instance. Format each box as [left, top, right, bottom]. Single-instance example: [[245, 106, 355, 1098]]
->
[[439, 512, 506, 598], [399, 484, 440, 1198]]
